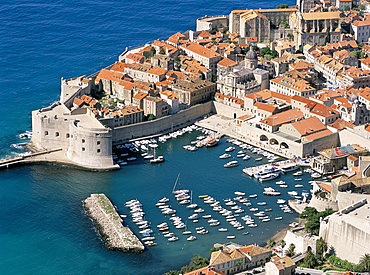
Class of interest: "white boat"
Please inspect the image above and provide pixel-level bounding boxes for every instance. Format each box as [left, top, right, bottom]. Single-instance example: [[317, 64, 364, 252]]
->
[[275, 217, 283, 220], [164, 232, 174, 238], [263, 187, 281, 196], [188, 214, 198, 220], [257, 202, 266, 206], [158, 197, 169, 203], [288, 191, 298, 196], [243, 155, 251, 160], [187, 203, 198, 209], [150, 156, 164, 163], [224, 160, 238, 168], [293, 171, 303, 176], [249, 194, 257, 198], [259, 173, 279, 182], [311, 172, 321, 178], [219, 153, 231, 159], [294, 178, 302, 181], [248, 224, 257, 227], [277, 199, 286, 204], [295, 184, 304, 188], [249, 207, 258, 211], [218, 228, 228, 232], [276, 180, 285, 185], [168, 236, 178, 242], [194, 208, 204, 213], [226, 235, 235, 239], [255, 157, 263, 161], [237, 153, 245, 158], [254, 166, 281, 178], [144, 155, 154, 159], [127, 157, 136, 161], [234, 191, 246, 196], [225, 146, 235, 152], [183, 231, 192, 235], [281, 164, 299, 172], [202, 214, 212, 219], [187, 235, 197, 241]]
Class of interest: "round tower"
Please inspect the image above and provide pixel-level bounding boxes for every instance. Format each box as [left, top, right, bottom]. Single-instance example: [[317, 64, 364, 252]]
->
[[245, 49, 258, 70]]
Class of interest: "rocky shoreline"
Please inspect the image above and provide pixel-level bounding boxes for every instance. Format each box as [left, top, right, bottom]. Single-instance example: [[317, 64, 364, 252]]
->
[[83, 194, 144, 253]]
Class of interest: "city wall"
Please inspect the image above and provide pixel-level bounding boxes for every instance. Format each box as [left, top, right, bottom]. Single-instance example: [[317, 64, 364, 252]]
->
[[112, 101, 213, 143], [337, 192, 370, 210], [308, 193, 339, 212], [339, 129, 370, 151], [196, 15, 229, 32], [283, 229, 319, 254], [212, 101, 249, 118]]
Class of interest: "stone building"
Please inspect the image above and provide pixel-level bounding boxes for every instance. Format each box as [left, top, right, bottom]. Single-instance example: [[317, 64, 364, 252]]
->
[[290, 11, 341, 46], [151, 54, 174, 71], [217, 50, 269, 98], [143, 96, 168, 118], [171, 78, 216, 106], [265, 256, 295, 275]]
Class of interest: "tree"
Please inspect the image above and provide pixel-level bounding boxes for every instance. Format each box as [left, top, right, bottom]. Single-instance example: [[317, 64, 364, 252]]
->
[[191, 254, 209, 268], [359, 4, 366, 11], [286, 243, 295, 257], [267, 239, 276, 248], [287, 33, 294, 41], [148, 114, 156, 121], [280, 21, 289, 28], [344, 6, 351, 11], [276, 4, 289, 9], [159, 47, 165, 55], [359, 254, 370, 272], [316, 237, 327, 261], [261, 47, 272, 57], [253, 45, 260, 53], [149, 46, 156, 57], [209, 247, 220, 255], [304, 248, 318, 268], [280, 240, 286, 249]]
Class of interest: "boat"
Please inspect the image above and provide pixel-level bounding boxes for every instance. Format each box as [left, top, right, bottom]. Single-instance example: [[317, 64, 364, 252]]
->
[[234, 191, 246, 196], [280, 185, 288, 188], [158, 197, 169, 203], [164, 232, 174, 238], [219, 153, 231, 159], [294, 178, 302, 181], [259, 173, 279, 182], [187, 203, 198, 209], [276, 180, 285, 185], [249, 194, 257, 198], [275, 217, 283, 220], [257, 202, 266, 206], [187, 235, 197, 241], [225, 146, 235, 152], [218, 228, 228, 232], [243, 232, 249, 235], [206, 138, 219, 147], [159, 227, 169, 231], [243, 155, 251, 160], [237, 153, 245, 158], [150, 156, 164, 163], [277, 199, 286, 204], [188, 214, 198, 220], [255, 157, 263, 161], [202, 214, 212, 219], [311, 172, 321, 178], [147, 242, 157, 246], [168, 236, 178, 242], [288, 191, 298, 196], [144, 155, 154, 159], [183, 231, 192, 235], [248, 224, 257, 227], [127, 157, 136, 161], [265, 208, 272, 211], [254, 166, 281, 178], [293, 171, 303, 176], [295, 184, 304, 188], [226, 235, 235, 239], [281, 164, 299, 172], [224, 160, 238, 168], [263, 187, 281, 196]]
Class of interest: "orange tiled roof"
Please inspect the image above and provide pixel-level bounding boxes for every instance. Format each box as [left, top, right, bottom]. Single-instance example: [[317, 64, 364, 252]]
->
[[181, 42, 221, 58], [183, 266, 226, 275], [290, 116, 327, 136], [218, 57, 237, 67], [260, 109, 304, 126], [319, 183, 332, 193], [96, 69, 124, 83], [254, 102, 277, 113]]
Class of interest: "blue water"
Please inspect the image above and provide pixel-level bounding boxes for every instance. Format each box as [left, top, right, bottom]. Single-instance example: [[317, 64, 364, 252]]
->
[[0, 0, 298, 274]]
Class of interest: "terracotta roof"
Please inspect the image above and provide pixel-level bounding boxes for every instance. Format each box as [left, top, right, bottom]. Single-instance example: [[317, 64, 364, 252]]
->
[[96, 69, 124, 83], [260, 109, 304, 126], [238, 245, 271, 256], [133, 92, 147, 100], [148, 67, 167, 75], [290, 116, 327, 136], [167, 32, 186, 44], [352, 19, 370, 27], [270, 256, 295, 270], [184, 266, 226, 275], [304, 129, 333, 140], [110, 62, 127, 73], [121, 106, 143, 115], [347, 155, 358, 161], [302, 11, 340, 20], [328, 118, 354, 130], [319, 183, 332, 193], [238, 114, 251, 120], [290, 61, 313, 71], [218, 57, 237, 67], [254, 102, 277, 113], [181, 42, 221, 58], [73, 97, 84, 107]]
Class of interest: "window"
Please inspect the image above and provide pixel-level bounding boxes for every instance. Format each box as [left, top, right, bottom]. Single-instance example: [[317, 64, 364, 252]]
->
[[97, 141, 100, 145], [97, 149, 101, 153], [82, 139, 85, 143], [82, 147, 85, 151], [66, 133, 70, 138], [44, 131, 48, 136], [55, 132, 59, 137]]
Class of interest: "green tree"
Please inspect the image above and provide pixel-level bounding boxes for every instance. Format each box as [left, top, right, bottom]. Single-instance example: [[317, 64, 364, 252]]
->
[[316, 237, 327, 261], [359, 4, 366, 10], [191, 254, 209, 268], [148, 114, 156, 121], [149, 46, 156, 57], [344, 6, 351, 11], [280, 21, 289, 28], [159, 47, 165, 55], [276, 4, 289, 9], [253, 45, 260, 53], [359, 254, 370, 272], [287, 243, 295, 257], [287, 33, 294, 41], [280, 240, 286, 249], [267, 239, 276, 248], [304, 248, 318, 268]]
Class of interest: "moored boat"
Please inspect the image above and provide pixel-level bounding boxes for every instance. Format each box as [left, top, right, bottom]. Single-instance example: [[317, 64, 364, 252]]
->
[[259, 173, 279, 182], [224, 160, 238, 168]]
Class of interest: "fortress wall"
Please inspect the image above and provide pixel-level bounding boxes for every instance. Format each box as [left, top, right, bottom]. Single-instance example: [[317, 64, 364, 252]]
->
[[111, 101, 213, 143], [196, 15, 229, 32], [339, 129, 370, 151], [308, 194, 339, 212], [283, 229, 319, 254], [212, 101, 249, 118], [337, 192, 370, 210], [301, 132, 339, 156]]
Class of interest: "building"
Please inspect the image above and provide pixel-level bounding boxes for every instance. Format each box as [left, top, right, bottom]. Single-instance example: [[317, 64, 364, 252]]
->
[[258, 109, 304, 133], [319, 198, 370, 264], [183, 266, 226, 275], [171, 78, 216, 106], [265, 256, 295, 275], [270, 72, 316, 98], [290, 11, 341, 46], [351, 19, 370, 43], [217, 50, 269, 98]]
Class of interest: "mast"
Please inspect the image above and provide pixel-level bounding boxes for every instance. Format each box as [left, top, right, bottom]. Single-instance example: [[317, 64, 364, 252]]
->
[[172, 173, 180, 193]]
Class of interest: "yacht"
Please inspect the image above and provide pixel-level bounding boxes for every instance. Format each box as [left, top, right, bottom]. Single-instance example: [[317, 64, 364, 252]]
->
[[234, 191, 246, 196], [281, 164, 299, 172], [263, 187, 281, 196], [225, 146, 235, 152], [226, 235, 235, 239], [276, 180, 285, 185], [150, 156, 164, 163], [206, 138, 219, 147], [255, 157, 263, 161], [218, 228, 228, 232], [243, 155, 251, 160], [259, 173, 279, 182], [187, 235, 197, 241], [311, 172, 321, 178], [277, 199, 286, 204], [168, 236, 178, 242], [293, 171, 303, 176], [287, 191, 298, 196], [295, 184, 304, 188], [224, 160, 238, 168], [254, 166, 281, 178], [219, 153, 231, 159]]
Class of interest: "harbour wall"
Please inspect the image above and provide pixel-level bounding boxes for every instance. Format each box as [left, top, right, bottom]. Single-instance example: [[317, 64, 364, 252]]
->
[[339, 129, 370, 151], [111, 101, 213, 144], [212, 101, 249, 119], [83, 194, 144, 252]]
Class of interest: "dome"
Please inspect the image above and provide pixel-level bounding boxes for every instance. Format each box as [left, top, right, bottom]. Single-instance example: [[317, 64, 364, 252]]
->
[[348, 94, 358, 102], [245, 49, 257, 60]]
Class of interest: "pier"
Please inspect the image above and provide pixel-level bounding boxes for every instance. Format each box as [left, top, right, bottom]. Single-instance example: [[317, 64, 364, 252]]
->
[[195, 132, 224, 148], [83, 194, 144, 252], [241, 159, 310, 177]]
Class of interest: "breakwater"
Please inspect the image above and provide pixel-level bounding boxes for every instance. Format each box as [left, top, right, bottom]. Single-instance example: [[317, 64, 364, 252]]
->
[[83, 194, 144, 252]]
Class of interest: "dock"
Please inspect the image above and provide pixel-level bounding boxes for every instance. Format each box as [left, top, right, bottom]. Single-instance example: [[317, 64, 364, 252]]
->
[[83, 194, 144, 252], [241, 159, 310, 177]]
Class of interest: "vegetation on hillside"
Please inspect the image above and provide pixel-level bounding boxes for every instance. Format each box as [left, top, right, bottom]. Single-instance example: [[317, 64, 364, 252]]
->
[[299, 207, 335, 235]]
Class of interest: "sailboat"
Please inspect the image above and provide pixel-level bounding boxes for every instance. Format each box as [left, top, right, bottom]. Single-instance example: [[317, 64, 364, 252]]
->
[[187, 191, 197, 209], [172, 174, 189, 195], [150, 147, 164, 163]]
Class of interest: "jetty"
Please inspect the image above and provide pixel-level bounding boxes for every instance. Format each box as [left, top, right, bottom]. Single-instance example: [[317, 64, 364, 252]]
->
[[83, 194, 144, 252], [242, 159, 310, 177]]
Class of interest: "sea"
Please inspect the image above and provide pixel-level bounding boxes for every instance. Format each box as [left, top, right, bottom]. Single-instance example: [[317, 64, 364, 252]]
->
[[0, 0, 301, 274]]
